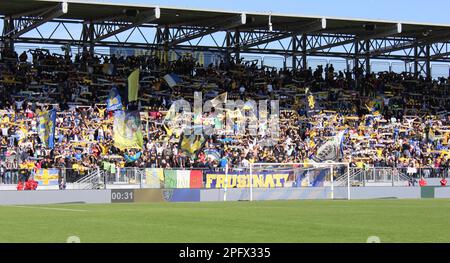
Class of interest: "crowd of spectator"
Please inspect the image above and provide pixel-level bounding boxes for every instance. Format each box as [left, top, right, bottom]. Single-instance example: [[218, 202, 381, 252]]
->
[[0, 48, 449, 184]]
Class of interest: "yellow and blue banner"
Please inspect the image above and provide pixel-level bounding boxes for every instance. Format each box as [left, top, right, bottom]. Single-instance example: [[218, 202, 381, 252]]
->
[[113, 110, 144, 150], [37, 109, 56, 148], [17, 125, 28, 144], [34, 169, 59, 186], [107, 87, 123, 111]]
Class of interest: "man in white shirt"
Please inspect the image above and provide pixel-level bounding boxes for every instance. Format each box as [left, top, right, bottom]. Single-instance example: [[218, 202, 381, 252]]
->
[[1, 127, 8, 136], [156, 143, 164, 155], [241, 158, 250, 168]]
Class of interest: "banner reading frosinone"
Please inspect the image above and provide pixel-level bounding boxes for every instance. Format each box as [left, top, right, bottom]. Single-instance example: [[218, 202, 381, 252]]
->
[[205, 172, 291, 189]]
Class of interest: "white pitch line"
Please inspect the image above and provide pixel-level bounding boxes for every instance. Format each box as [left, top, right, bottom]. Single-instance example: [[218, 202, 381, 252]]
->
[[11, 205, 88, 212]]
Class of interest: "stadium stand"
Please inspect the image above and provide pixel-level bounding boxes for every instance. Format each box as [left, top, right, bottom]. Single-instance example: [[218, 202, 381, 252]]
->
[[0, 47, 448, 187], [0, 0, 449, 188]]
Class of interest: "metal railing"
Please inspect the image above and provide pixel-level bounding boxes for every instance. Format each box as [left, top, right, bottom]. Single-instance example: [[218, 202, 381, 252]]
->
[[0, 168, 93, 185], [334, 168, 363, 187], [104, 167, 145, 186], [73, 168, 104, 190], [396, 167, 449, 179], [1, 166, 448, 189], [340, 167, 449, 186]]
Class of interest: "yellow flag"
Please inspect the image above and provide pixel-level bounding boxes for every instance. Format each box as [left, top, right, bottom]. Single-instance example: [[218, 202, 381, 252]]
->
[[113, 110, 143, 150], [128, 69, 140, 102], [210, 92, 227, 108], [163, 124, 173, 137], [181, 135, 205, 156], [18, 126, 28, 143]]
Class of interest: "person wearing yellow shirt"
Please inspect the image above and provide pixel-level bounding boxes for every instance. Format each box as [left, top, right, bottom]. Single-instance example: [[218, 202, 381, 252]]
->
[[376, 148, 383, 157], [356, 161, 364, 168], [99, 143, 109, 155], [2, 115, 9, 123], [72, 163, 80, 171], [97, 107, 106, 119]]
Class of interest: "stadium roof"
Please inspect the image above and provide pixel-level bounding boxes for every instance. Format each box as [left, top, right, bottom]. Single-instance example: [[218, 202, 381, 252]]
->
[[1, 0, 450, 39], [1, 0, 450, 77]]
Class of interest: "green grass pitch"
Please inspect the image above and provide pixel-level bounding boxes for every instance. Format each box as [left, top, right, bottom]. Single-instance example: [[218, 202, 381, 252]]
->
[[0, 199, 449, 243]]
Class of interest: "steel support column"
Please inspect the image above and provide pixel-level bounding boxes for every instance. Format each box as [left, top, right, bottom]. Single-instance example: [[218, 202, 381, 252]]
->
[[225, 31, 231, 64], [291, 34, 297, 70], [365, 40, 371, 75], [354, 40, 359, 76], [88, 22, 94, 53], [414, 44, 429, 77], [81, 23, 89, 53], [163, 25, 169, 64], [354, 39, 370, 76], [153, 26, 163, 60], [425, 44, 431, 79], [234, 29, 240, 62], [301, 34, 307, 69], [414, 45, 419, 76]]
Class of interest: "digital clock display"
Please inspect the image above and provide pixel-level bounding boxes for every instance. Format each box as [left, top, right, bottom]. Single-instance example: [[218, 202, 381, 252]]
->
[[111, 189, 135, 203]]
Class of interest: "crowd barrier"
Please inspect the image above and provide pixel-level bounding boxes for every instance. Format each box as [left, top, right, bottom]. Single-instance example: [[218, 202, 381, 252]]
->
[[352, 167, 448, 180], [0, 168, 92, 185], [103, 168, 314, 189], [0, 167, 448, 189]]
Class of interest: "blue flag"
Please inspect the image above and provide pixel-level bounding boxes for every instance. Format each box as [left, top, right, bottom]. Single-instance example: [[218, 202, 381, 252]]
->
[[163, 73, 183, 88], [48, 109, 56, 149], [107, 87, 123, 111]]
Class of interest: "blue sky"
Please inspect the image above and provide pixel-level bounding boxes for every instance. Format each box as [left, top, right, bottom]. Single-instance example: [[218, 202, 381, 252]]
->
[[100, 0, 449, 24]]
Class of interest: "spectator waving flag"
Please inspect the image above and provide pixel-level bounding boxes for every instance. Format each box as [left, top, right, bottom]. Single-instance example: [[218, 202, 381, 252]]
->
[[17, 124, 28, 144], [310, 129, 347, 163], [180, 134, 205, 158], [179, 126, 206, 158], [113, 110, 144, 150], [37, 109, 56, 149], [163, 73, 183, 88], [48, 109, 56, 149], [365, 102, 381, 116], [107, 87, 123, 111], [305, 87, 320, 117], [209, 92, 227, 109]]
